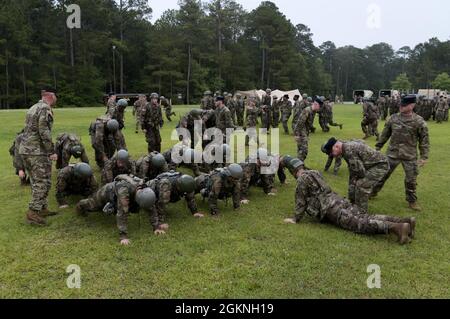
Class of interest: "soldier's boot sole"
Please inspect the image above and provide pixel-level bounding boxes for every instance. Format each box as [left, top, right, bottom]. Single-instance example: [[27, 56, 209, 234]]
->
[[409, 218, 416, 239]]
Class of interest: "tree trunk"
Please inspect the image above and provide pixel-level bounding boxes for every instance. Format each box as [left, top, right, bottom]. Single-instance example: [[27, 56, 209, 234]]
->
[[53, 65, 57, 90], [261, 43, 265, 88], [120, 0, 124, 94], [187, 44, 191, 105], [22, 64, 27, 107], [69, 28, 74, 67], [5, 49, 9, 109]]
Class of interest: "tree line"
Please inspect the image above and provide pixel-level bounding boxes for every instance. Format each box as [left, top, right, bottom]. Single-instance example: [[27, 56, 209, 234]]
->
[[1, 0, 450, 109]]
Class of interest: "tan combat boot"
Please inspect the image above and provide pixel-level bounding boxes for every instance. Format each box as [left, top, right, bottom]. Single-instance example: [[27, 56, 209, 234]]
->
[[389, 223, 411, 245], [26, 210, 47, 226], [39, 208, 59, 218], [408, 202, 422, 212]]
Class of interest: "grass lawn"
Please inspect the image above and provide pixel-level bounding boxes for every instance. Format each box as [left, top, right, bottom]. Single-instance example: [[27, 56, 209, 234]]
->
[[0, 104, 449, 299]]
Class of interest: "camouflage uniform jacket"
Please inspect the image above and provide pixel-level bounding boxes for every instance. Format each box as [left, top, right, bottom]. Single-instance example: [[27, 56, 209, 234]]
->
[[341, 140, 389, 179], [376, 113, 430, 161], [293, 106, 315, 137], [19, 100, 54, 156], [240, 156, 275, 197], [141, 102, 164, 130], [280, 100, 293, 115], [56, 165, 98, 205], [363, 102, 379, 120], [215, 106, 235, 133], [245, 105, 259, 128], [200, 169, 241, 213], [136, 152, 169, 180], [55, 133, 89, 169]]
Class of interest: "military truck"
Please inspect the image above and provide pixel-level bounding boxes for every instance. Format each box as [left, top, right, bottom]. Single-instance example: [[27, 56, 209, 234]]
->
[[353, 90, 374, 104], [378, 89, 400, 98]]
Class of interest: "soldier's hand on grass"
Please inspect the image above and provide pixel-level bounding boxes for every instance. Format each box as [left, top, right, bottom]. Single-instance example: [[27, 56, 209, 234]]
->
[[59, 205, 69, 209], [240, 199, 250, 205], [294, 136, 301, 142], [284, 218, 296, 224], [18, 170, 25, 179], [120, 239, 131, 246], [268, 192, 276, 196], [193, 212, 205, 218], [418, 159, 428, 168], [154, 229, 166, 236], [49, 154, 58, 161]]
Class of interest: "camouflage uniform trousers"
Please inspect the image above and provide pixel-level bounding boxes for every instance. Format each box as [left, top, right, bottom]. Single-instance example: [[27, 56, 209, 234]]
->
[[272, 110, 280, 128], [361, 117, 379, 138], [348, 163, 389, 212], [372, 158, 419, 203], [146, 128, 162, 153], [281, 112, 292, 134], [381, 104, 389, 121], [22, 155, 52, 211], [165, 108, 176, 122], [436, 110, 445, 123], [319, 113, 330, 132], [236, 109, 245, 127], [323, 196, 408, 235], [296, 133, 309, 161]]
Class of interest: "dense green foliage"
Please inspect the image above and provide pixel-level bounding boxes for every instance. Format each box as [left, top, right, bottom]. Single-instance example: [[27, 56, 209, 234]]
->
[[1, 104, 449, 298], [1, 0, 450, 109]]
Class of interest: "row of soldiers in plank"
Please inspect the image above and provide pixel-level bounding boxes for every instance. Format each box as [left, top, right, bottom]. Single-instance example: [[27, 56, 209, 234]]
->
[[12, 88, 426, 246]]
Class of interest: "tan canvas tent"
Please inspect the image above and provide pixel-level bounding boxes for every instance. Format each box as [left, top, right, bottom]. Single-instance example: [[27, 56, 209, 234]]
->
[[235, 89, 302, 104]]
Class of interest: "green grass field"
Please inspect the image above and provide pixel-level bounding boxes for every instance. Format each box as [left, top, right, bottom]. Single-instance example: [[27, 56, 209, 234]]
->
[[0, 104, 449, 299]]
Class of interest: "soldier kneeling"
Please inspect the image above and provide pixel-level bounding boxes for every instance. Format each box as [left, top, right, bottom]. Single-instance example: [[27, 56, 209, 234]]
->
[[56, 163, 98, 209], [283, 158, 416, 245], [76, 175, 157, 245]]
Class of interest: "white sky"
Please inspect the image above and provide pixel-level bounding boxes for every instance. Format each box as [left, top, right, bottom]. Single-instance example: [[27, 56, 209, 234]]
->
[[148, 0, 450, 50]]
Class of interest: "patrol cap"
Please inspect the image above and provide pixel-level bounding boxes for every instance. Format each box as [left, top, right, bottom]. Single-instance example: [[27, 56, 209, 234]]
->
[[314, 97, 324, 106], [216, 96, 225, 102], [322, 137, 337, 155], [401, 95, 417, 106], [42, 86, 58, 97]]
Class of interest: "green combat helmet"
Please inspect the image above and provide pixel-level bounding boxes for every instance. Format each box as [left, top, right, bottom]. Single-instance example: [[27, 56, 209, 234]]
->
[[189, 109, 203, 118], [74, 163, 93, 178], [150, 93, 159, 99], [302, 93, 308, 98], [117, 99, 128, 108], [70, 145, 84, 158], [177, 175, 196, 194], [227, 163, 243, 179], [106, 119, 120, 132], [151, 153, 166, 169], [117, 149, 129, 162], [136, 188, 157, 210], [288, 158, 305, 173], [281, 155, 293, 167]]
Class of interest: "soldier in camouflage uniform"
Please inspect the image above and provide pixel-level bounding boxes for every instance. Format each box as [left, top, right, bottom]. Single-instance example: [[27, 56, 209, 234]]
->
[[76, 174, 158, 245], [261, 89, 272, 133], [101, 150, 136, 184], [147, 171, 204, 230], [244, 96, 259, 146], [141, 93, 164, 153], [107, 98, 128, 130], [89, 116, 125, 168], [136, 151, 169, 180], [162, 146, 202, 176], [177, 109, 203, 149], [54, 133, 89, 169], [215, 96, 235, 143], [240, 150, 277, 202], [271, 95, 280, 128], [373, 95, 430, 211], [9, 129, 30, 185], [195, 164, 242, 216], [280, 95, 293, 134], [293, 98, 321, 161], [323, 138, 389, 212], [226, 93, 238, 125], [19, 88, 59, 225], [445, 96, 449, 122], [106, 92, 116, 114], [435, 96, 447, 123], [284, 159, 415, 245], [235, 93, 245, 127], [56, 163, 98, 209], [378, 95, 388, 120], [291, 95, 302, 132], [133, 94, 147, 133], [320, 98, 343, 132], [390, 95, 400, 116], [361, 98, 380, 140], [161, 96, 176, 122]]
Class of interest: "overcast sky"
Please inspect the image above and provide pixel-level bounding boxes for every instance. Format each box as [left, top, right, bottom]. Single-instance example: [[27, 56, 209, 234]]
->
[[149, 0, 450, 50]]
